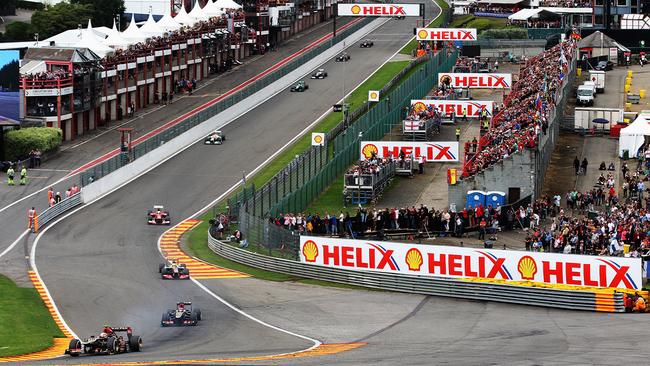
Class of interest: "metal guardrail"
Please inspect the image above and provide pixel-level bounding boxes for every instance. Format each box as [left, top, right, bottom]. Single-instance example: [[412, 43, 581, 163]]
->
[[207, 231, 625, 312], [37, 192, 82, 229], [79, 17, 375, 186]]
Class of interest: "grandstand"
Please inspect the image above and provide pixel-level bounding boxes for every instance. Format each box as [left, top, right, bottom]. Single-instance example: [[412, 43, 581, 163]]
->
[[343, 159, 396, 205]]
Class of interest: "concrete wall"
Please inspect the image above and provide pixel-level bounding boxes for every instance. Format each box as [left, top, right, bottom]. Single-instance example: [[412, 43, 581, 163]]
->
[[81, 18, 388, 205]]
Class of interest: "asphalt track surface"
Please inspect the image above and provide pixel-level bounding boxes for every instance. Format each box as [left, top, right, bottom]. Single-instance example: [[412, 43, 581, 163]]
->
[[29, 7, 435, 364]]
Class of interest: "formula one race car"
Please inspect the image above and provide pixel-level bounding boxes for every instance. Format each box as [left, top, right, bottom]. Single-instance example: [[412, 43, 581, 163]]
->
[[147, 205, 171, 225], [290, 80, 309, 92], [159, 258, 190, 280], [161, 301, 202, 326], [360, 39, 374, 48], [65, 326, 142, 357], [310, 69, 328, 79], [204, 130, 226, 145], [336, 52, 350, 62]]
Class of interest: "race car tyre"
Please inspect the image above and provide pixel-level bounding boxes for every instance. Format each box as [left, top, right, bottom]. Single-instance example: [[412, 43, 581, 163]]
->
[[190, 311, 199, 325], [68, 339, 81, 356], [158, 263, 164, 273], [129, 335, 142, 352], [181, 268, 190, 278], [195, 308, 202, 320], [107, 337, 118, 355], [161, 313, 171, 326]]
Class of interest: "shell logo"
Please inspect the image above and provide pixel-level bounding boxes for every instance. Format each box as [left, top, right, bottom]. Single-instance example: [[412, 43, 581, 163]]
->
[[417, 29, 428, 40], [361, 143, 378, 159], [440, 74, 452, 85], [517, 255, 537, 280], [351, 5, 361, 14], [302, 240, 319, 262], [313, 135, 323, 144], [412, 101, 427, 113], [369, 91, 378, 99], [405, 248, 423, 271]]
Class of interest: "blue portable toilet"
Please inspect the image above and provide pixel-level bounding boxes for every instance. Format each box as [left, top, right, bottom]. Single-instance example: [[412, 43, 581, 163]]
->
[[486, 191, 506, 208], [466, 190, 486, 209]]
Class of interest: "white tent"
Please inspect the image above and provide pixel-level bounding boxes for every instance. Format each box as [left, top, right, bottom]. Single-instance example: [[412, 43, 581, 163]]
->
[[214, 0, 242, 10], [173, 4, 195, 25], [157, 5, 181, 32], [103, 19, 131, 49], [122, 13, 148, 43], [188, 1, 210, 22], [619, 112, 650, 158], [203, 0, 225, 17], [140, 10, 164, 37], [76, 20, 114, 57]]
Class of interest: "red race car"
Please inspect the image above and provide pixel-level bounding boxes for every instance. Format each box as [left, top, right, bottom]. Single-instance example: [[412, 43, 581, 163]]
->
[[147, 205, 171, 225]]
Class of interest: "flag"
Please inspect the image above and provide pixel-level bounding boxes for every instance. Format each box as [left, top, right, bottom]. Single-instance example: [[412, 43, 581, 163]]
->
[[559, 48, 567, 65], [403, 120, 420, 132], [535, 94, 543, 112], [541, 73, 547, 93]]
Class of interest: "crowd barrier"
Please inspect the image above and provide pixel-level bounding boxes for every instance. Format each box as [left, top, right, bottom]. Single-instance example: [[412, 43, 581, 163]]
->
[[36, 192, 82, 230], [79, 18, 387, 204], [207, 232, 626, 312]]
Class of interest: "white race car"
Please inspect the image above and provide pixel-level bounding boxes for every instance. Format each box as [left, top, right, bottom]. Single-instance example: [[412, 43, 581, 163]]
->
[[204, 130, 226, 145]]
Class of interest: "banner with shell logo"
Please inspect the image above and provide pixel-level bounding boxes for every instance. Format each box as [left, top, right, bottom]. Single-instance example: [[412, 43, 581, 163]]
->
[[299, 236, 643, 290], [311, 132, 325, 146], [368, 90, 379, 102]]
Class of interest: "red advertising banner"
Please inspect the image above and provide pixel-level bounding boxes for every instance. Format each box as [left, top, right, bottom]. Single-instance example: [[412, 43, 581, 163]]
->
[[360, 141, 459, 162], [416, 28, 477, 41], [438, 73, 512, 89], [300, 236, 644, 290], [410, 99, 494, 117]]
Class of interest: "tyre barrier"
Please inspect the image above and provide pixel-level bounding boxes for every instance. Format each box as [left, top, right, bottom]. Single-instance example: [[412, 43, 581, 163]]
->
[[207, 233, 626, 312]]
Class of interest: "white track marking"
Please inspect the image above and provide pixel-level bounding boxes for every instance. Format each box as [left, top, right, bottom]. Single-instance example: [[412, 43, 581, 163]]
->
[[0, 229, 28, 259]]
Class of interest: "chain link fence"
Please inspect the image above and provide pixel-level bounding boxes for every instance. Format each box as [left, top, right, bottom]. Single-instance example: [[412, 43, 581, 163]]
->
[[79, 18, 375, 186]]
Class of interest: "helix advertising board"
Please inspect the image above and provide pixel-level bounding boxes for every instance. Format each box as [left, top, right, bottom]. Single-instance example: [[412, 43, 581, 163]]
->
[[416, 28, 477, 41], [299, 236, 644, 290], [337, 3, 421, 17], [411, 99, 494, 117], [360, 141, 459, 162], [438, 73, 512, 89]]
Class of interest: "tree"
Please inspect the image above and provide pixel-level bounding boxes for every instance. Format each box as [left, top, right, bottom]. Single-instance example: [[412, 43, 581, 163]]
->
[[4, 21, 34, 42], [31, 2, 94, 40], [71, 0, 125, 28]]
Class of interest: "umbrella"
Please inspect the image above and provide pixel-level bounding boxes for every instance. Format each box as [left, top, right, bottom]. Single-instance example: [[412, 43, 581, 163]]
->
[[592, 118, 609, 135]]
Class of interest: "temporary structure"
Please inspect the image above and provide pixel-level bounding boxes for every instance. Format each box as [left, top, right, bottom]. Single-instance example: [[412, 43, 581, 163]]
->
[[203, 0, 225, 17], [188, 1, 210, 22], [157, 5, 181, 32], [214, 0, 242, 10], [173, 3, 195, 25], [140, 10, 164, 38], [76, 20, 113, 57], [121, 14, 148, 43], [103, 19, 131, 49], [619, 112, 650, 158]]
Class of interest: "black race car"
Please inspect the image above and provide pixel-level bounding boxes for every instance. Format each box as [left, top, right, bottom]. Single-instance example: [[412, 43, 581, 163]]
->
[[65, 326, 142, 357], [336, 53, 350, 62], [311, 69, 328, 79], [147, 205, 170, 225], [161, 301, 202, 326], [159, 259, 190, 280], [290, 80, 309, 92], [360, 39, 374, 48], [204, 130, 226, 145]]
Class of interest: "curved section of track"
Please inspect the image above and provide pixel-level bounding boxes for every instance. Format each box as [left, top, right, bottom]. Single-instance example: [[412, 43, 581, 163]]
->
[[31, 6, 433, 364]]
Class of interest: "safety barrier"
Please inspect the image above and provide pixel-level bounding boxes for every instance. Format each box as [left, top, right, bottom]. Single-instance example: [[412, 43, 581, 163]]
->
[[79, 17, 375, 186], [36, 192, 82, 229], [207, 232, 626, 312]]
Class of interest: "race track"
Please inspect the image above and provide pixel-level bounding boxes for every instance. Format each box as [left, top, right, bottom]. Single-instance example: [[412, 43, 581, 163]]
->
[[31, 4, 438, 363]]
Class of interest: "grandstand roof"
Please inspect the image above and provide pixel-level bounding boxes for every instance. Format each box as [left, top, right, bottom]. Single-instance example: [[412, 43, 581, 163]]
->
[[578, 31, 630, 52], [121, 13, 148, 43], [188, 1, 210, 21], [214, 0, 243, 10], [203, 0, 226, 16], [103, 19, 132, 49], [157, 5, 182, 32], [140, 10, 164, 37], [75, 20, 113, 58], [173, 4, 195, 25], [477, 0, 523, 4]]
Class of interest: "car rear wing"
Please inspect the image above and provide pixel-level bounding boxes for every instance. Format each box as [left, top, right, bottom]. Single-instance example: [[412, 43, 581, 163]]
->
[[107, 326, 133, 334]]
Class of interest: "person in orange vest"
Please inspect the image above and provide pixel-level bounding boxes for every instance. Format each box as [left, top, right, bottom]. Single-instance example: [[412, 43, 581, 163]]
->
[[47, 187, 54, 205], [635, 294, 647, 312], [28, 207, 36, 229]]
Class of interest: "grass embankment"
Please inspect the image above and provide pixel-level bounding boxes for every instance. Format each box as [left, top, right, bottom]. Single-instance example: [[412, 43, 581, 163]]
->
[[0, 275, 64, 357], [399, 0, 450, 55], [449, 15, 509, 33]]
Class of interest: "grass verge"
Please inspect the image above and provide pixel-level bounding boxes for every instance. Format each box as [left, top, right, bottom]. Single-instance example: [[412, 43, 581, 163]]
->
[[399, 0, 450, 56], [185, 221, 370, 290], [0, 275, 64, 357], [449, 15, 510, 33]]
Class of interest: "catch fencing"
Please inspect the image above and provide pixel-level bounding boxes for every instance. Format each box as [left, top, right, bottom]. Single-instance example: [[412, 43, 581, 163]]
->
[[79, 18, 374, 186], [228, 50, 458, 232], [207, 232, 625, 312]]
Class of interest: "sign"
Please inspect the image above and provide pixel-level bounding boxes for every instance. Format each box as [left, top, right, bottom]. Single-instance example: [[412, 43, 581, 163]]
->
[[438, 73, 512, 89], [311, 132, 325, 146], [368, 90, 379, 102], [337, 3, 420, 17], [360, 141, 459, 162], [416, 28, 477, 41], [300, 236, 643, 290], [410, 99, 494, 117], [23, 86, 74, 97]]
